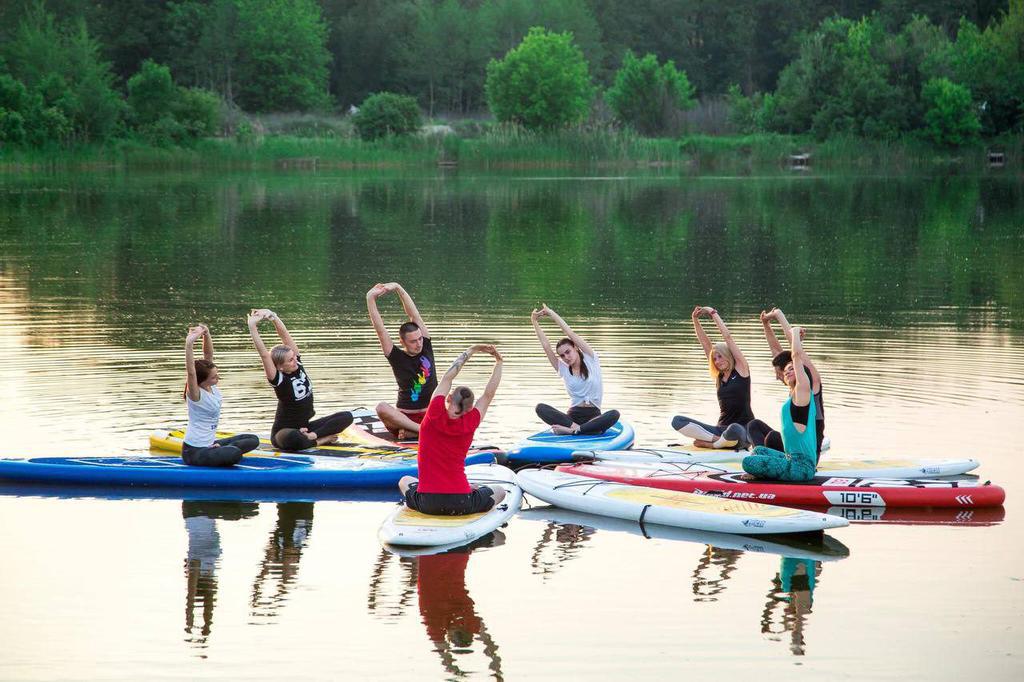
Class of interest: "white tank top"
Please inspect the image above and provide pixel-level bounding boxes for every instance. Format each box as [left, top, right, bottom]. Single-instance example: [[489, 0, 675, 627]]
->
[[184, 385, 222, 447], [557, 352, 603, 408]]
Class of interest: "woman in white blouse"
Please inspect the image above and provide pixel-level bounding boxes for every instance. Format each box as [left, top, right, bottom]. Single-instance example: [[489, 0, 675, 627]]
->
[[530, 305, 619, 435]]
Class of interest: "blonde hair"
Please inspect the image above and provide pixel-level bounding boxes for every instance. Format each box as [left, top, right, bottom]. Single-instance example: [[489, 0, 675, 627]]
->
[[270, 344, 293, 368], [708, 342, 735, 387]]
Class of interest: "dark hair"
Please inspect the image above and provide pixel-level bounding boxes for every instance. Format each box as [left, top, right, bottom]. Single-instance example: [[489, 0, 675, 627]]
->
[[771, 351, 792, 369], [451, 386, 474, 414], [556, 338, 589, 379], [398, 321, 420, 339], [184, 359, 217, 399]]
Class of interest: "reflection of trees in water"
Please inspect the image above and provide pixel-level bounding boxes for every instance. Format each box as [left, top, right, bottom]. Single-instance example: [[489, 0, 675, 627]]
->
[[367, 534, 504, 680], [529, 522, 596, 579], [690, 546, 742, 602], [250, 502, 315, 621], [366, 547, 418, 619], [6, 175, 1023, 345], [760, 558, 821, 656], [181, 500, 258, 652]]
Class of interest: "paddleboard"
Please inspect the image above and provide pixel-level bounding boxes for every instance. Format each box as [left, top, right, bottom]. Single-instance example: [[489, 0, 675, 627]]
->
[[573, 449, 979, 479], [378, 464, 522, 547], [517, 468, 847, 534], [0, 450, 495, 489], [559, 463, 1005, 508], [504, 420, 634, 465], [518, 506, 850, 562], [0, 481, 396, 504]]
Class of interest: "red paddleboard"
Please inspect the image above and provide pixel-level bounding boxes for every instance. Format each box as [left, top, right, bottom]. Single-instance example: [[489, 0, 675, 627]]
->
[[557, 463, 1005, 508]]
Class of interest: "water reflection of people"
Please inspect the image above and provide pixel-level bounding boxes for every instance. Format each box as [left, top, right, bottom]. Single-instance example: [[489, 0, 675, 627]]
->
[[760, 558, 821, 656], [182, 501, 259, 649], [529, 521, 596, 578], [416, 534, 504, 679], [690, 545, 742, 602], [251, 502, 314, 619]]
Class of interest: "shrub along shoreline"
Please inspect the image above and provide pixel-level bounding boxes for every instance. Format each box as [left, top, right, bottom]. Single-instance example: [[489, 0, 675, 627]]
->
[[1, 128, 1020, 174]]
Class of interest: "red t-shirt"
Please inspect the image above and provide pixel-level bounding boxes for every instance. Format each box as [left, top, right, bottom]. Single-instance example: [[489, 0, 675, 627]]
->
[[416, 395, 480, 494]]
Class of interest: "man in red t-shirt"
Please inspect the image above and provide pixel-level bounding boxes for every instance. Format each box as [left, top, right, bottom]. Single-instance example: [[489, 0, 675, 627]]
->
[[398, 344, 505, 516]]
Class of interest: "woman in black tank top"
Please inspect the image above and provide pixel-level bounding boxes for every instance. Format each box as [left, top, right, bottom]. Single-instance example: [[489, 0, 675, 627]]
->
[[247, 309, 353, 451], [670, 306, 754, 449]]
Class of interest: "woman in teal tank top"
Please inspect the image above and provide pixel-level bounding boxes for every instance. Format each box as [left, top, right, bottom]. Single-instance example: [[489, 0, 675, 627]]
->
[[742, 325, 817, 482]]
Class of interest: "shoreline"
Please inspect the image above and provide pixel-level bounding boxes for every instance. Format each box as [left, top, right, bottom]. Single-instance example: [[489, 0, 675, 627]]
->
[[1, 132, 1020, 174]]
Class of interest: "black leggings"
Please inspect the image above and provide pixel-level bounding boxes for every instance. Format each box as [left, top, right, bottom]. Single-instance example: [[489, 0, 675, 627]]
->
[[536, 403, 620, 436], [181, 434, 260, 467], [747, 418, 825, 457], [272, 411, 354, 451]]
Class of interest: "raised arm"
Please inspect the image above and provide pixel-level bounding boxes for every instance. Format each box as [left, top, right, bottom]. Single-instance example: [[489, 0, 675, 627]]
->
[[691, 306, 713, 357], [709, 309, 749, 376], [789, 326, 811, 407], [247, 310, 278, 382], [472, 347, 503, 420], [366, 284, 394, 356], [531, 309, 559, 370], [389, 282, 430, 339], [770, 308, 820, 390], [543, 304, 595, 357], [184, 325, 206, 402], [760, 310, 784, 357], [435, 344, 490, 398]]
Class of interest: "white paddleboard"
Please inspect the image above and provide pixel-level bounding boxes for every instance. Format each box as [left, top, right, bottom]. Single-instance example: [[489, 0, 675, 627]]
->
[[517, 469, 848, 535], [577, 448, 979, 479], [378, 464, 522, 547]]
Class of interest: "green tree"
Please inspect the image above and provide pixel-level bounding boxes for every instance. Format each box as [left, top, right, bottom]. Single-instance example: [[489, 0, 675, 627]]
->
[[485, 27, 595, 130], [127, 60, 178, 127], [921, 77, 981, 145], [606, 50, 695, 135], [234, 0, 331, 111], [352, 92, 422, 140]]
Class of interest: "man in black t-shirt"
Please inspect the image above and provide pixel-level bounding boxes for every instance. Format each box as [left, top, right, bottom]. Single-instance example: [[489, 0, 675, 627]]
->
[[367, 282, 438, 439]]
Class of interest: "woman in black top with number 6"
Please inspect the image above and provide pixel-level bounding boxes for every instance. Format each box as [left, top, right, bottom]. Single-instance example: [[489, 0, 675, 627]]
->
[[247, 309, 353, 451]]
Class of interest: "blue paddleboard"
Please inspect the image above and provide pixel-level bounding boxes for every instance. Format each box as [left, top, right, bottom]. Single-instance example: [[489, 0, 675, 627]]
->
[[504, 420, 634, 465], [0, 451, 495, 490]]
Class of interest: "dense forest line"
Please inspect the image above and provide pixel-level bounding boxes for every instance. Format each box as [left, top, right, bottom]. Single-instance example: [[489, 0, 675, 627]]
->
[[0, 0, 1020, 153]]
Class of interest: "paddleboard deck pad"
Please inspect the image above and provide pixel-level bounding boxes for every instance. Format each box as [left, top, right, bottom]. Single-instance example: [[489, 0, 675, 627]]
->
[[559, 463, 1005, 508], [517, 468, 847, 534], [378, 464, 522, 547], [505, 421, 634, 464], [574, 449, 979, 479], [150, 408, 500, 455], [0, 450, 495, 489]]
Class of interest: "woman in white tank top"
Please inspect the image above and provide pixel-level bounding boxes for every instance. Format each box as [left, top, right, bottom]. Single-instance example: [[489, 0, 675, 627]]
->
[[182, 325, 259, 467], [530, 305, 620, 435]]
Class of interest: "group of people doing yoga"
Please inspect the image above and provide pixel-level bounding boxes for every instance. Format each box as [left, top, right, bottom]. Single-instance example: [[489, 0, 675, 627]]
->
[[179, 283, 615, 515], [671, 306, 825, 482]]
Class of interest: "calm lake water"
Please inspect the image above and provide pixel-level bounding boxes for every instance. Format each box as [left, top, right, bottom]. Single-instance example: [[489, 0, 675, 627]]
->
[[1, 169, 1022, 680]]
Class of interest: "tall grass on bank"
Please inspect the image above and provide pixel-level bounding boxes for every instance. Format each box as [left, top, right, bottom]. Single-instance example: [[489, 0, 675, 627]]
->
[[1, 124, 1020, 173], [678, 132, 1023, 173]]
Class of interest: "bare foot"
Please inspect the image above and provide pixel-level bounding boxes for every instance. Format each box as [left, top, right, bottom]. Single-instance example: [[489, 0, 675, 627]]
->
[[316, 434, 339, 446], [551, 425, 578, 436], [693, 439, 716, 449]]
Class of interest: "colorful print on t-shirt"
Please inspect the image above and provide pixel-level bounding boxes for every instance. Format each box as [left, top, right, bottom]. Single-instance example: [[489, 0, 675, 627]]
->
[[411, 355, 433, 403]]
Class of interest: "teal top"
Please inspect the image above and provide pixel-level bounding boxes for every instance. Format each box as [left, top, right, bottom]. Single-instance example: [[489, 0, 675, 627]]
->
[[780, 391, 817, 459]]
